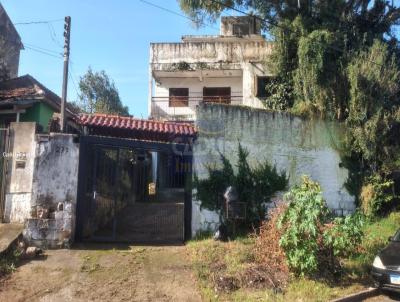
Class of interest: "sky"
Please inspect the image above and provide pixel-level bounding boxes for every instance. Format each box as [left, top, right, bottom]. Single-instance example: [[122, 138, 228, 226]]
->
[[2, 0, 219, 118], [2, 0, 400, 118]]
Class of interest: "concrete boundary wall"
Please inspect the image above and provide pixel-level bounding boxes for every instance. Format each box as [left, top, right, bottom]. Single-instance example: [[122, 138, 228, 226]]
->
[[192, 104, 355, 236], [4, 122, 37, 224], [3, 122, 79, 248]]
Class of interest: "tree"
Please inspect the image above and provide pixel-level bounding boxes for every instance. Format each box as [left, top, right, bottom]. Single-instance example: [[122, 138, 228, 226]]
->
[[78, 67, 129, 116], [179, 0, 400, 210], [179, 0, 400, 118]]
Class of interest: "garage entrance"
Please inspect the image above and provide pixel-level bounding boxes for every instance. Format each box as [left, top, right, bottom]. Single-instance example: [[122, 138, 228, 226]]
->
[[75, 134, 193, 244]]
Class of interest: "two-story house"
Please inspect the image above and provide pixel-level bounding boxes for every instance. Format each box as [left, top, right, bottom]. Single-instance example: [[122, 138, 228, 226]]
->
[[149, 16, 273, 121]]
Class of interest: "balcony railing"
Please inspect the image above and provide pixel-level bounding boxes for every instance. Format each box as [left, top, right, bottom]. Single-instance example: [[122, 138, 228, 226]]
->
[[150, 96, 243, 121]]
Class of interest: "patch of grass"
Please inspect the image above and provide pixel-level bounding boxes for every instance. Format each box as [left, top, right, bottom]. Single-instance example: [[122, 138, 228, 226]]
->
[[0, 248, 21, 277], [346, 211, 400, 276], [280, 278, 363, 302], [80, 254, 101, 273]]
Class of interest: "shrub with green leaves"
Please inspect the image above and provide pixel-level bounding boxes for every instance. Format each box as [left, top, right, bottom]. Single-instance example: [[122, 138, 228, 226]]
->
[[278, 176, 365, 276], [278, 176, 329, 276], [194, 143, 288, 231], [324, 212, 364, 258], [360, 174, 396, 217]]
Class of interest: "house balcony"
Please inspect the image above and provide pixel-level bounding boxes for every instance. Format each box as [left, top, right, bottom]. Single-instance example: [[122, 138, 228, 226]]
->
[[150, 95, 243, 121]]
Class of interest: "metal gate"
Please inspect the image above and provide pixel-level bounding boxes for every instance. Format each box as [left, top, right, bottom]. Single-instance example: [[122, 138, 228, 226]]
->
[[75, 136, 192, 243]]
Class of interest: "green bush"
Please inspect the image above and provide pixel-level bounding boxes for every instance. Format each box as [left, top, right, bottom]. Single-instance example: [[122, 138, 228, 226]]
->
[[360, 174, 396, 217], [324, 212, 364, 258], [278, 176, 329, 276], [278, 176, 365, 276], [194, 143, 287, 231]]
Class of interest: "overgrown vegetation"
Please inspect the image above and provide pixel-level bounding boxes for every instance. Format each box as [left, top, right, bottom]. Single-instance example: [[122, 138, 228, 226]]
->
[[194, 143, 287, 232], [180, 0, 400, 217], [188, 194, 400, 301], [179, 1, 400, 298], [188, 234, 365, 302], [0, 248, 21, 278], [349, 211, 400, 273], [277, 177, 364, 277]]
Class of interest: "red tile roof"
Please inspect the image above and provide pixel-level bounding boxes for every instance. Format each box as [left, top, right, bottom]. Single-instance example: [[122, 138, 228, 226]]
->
[[79, 114, 196, 142]]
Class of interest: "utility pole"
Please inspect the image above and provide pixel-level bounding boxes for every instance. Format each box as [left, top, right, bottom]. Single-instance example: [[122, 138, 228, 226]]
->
[[60, 16, 71, 132]]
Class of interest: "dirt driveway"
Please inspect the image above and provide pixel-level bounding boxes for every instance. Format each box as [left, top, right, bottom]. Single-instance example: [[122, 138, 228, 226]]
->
[[0, 245, 202, 302]]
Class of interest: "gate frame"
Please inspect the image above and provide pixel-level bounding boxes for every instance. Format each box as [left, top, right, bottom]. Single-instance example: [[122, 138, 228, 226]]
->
[[75, 135, 193, 242], [0, 128, 10, 222]]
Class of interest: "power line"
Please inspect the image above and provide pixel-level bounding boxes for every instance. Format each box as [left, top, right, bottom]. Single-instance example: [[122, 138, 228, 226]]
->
[[68, 70, 79, 101], [47, 23, 64, 48], [69, 60, 81, 96], [138, 0, 220, 32], [14, 19, 64, 25], [23, 43, 62, 55], [24, 45, 63, 59]]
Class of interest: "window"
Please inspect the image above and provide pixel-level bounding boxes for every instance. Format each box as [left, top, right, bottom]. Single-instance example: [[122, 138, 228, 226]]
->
[[203, 87, 231, 104], [232, 23, 250, 36], [256, 76, 272, 98], [169, 88, 189, 107]]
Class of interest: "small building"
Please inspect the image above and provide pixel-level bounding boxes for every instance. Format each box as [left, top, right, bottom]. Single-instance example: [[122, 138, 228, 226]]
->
[[0, 3, 23, 79], [149, 16, 273, 121], [0, 75, 77, 132]]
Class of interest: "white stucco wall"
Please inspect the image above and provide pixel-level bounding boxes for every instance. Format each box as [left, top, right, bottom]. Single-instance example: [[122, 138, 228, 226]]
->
[[4, 122, 37, 223], [25, 134, 79, 248], [2, 123, 80, 248], [242, 62, 268, 108], [191, 104, 356, 236]]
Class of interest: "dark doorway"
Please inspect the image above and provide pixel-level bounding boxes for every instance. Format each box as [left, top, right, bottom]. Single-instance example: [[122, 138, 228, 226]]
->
[[203, 87, 231, 104], [76, 136, 192, 244], [169, 88, 189, 107]]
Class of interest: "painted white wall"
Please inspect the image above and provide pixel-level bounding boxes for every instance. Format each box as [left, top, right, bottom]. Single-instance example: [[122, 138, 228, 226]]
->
[[4, 122, 37, 223], [191, 195, 220, 237], [191, 104, 356, 235], [242, 62, 269, 108]]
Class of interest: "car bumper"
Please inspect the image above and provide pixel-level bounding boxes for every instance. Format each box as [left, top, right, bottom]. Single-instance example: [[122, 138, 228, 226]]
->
[[372, 267, 400, 291]]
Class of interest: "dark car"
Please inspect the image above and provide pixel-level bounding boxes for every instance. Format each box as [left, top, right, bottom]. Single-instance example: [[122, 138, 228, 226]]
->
[[372, 229, 400, 291]]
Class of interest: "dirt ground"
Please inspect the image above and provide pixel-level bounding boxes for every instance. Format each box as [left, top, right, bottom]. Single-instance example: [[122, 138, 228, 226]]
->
[[0, 244, 202, 302], [364, 291, 400, 301]]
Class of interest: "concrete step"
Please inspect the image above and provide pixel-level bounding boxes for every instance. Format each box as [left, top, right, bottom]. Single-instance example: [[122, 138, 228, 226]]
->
[[0, 223, 24, 255]]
